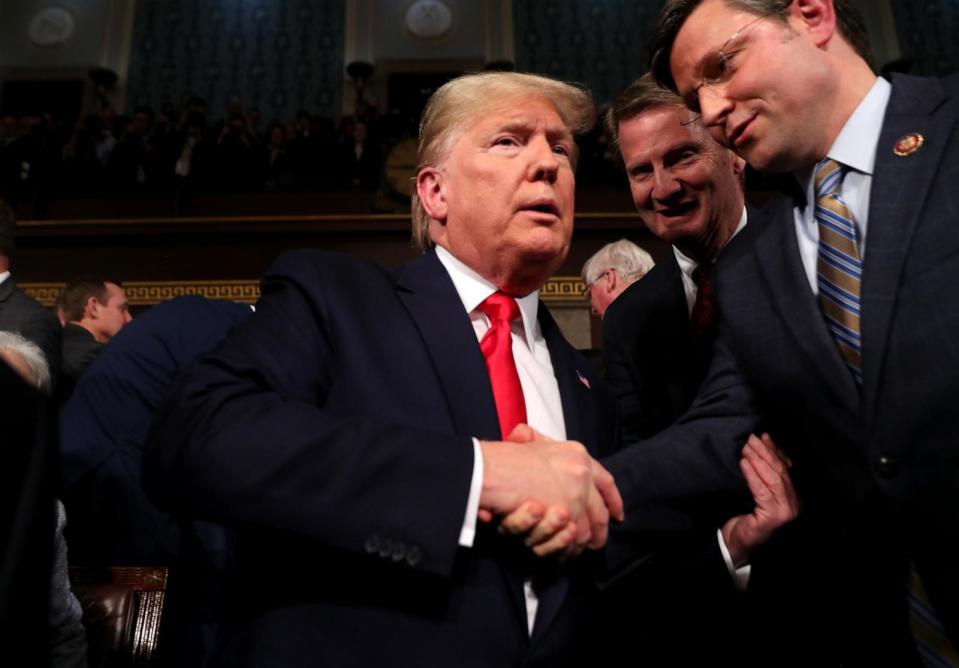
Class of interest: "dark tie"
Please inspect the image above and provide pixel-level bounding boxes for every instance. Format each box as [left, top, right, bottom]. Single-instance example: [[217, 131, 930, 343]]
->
[[690, 262, 716, 340], [814, 158, 863, 385], [479, 292, 527, 438]]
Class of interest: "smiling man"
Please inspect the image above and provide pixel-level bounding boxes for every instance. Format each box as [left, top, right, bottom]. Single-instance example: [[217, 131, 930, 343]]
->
[[145, 71, 623, 667], [620, 0, 959, 664], [602, 74, 747, 442]]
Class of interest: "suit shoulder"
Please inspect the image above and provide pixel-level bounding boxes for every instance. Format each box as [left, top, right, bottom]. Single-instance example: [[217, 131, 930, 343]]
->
[[263, 250, 394, 296], [267, 249, 384, 277], [604, 259, 679, 329]]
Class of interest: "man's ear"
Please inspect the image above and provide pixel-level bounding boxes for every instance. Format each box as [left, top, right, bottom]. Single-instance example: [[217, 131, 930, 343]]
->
[[83, 296, 99, 320], [416, 167, 448, 223], [603, 269, 618, 294], [791, 0, 836, 48]]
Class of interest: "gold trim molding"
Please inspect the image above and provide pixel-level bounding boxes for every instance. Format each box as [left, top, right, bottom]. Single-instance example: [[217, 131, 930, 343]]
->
[[23, 277, 587, 307]]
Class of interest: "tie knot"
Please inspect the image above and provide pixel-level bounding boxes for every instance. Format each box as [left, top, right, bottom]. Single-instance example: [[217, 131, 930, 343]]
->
[[815, 158, 845, 198], [480, 292, 521, 324], [691, 262, 713, 290]]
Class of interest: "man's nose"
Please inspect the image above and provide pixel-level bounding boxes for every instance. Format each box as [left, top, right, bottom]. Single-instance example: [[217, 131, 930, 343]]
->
[[651, 168, 681, 201], [698, 88, 733, 136], [529, 137, 560, 182]]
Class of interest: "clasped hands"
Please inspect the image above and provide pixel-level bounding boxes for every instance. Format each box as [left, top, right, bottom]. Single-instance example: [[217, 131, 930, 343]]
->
[[478, 428, 798, 562], [478, 425, 622, 559]]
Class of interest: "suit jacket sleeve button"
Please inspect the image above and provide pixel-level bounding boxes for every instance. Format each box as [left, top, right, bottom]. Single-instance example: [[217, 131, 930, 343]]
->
[[378, 538, 393, 558], [406, 546, 422, 566], [365, 535, 380, 554], [876, 455, 899, 478], [391, 541, 406, 562]]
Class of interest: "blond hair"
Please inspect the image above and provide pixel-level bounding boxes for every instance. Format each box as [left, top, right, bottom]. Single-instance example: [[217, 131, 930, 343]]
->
[[411, 71, 595, 251]]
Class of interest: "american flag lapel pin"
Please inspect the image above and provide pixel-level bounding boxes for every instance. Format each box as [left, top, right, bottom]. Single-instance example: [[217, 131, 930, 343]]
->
[[576, 370, 591, 389]]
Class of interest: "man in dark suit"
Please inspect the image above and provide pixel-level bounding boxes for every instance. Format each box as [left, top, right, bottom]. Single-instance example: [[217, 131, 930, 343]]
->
[[598, 0, 959, 664], [60, 295, 253, 567], [57, 275, 132, 393], [596, 74, 800, 667], [0, 200, 60, 376], [603, 74, 747, 444], [145, 71, 624, 667]]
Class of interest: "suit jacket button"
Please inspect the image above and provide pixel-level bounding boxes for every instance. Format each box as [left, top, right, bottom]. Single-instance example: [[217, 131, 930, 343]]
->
[[365, 535, 380, 554], [876, 455, 899, 477], [391, 541, 406, 562], [378, 538, 393, 558], [406, 546, 422, 566]]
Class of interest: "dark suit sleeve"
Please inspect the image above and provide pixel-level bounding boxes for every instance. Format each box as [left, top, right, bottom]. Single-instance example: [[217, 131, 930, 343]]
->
[[602, 329, 759, 534], [144, 253, 475, 579], [3, 292, 62, 380], [601, 298, 647, 440]]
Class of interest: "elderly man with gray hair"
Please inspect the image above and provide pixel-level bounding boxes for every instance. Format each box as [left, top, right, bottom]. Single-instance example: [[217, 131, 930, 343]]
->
[[581, 239, 655, 318]]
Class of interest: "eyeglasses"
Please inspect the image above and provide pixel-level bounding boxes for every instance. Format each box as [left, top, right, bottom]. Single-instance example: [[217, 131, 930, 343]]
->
[[685, 12, 772, 115], [584, 269, 613, 298]]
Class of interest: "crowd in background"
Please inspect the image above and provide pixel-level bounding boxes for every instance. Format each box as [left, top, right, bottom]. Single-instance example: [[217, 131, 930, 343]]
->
[[0, 94, 623, 216]]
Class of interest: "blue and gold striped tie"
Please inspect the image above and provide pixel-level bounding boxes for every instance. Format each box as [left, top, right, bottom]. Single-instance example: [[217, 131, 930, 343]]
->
[[815, 158, 862, 385], [908, 566, 959, 667]]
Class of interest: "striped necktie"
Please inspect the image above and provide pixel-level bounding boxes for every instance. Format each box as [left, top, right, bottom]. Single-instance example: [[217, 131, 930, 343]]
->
[[908, 566, 959, 667], [815, 158, 863, 385]]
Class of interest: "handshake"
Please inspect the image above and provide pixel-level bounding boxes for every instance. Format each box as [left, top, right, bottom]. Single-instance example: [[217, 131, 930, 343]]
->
[[478, 427, 798, 562], [478, 424, 623, 558]]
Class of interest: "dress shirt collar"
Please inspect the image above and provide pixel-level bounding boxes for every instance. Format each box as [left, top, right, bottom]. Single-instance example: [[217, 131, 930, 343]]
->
[[434, 245, 540, 353], [673, 205, 748, 278], [0, 271, 9, 286], [795, 76, 891, 192]]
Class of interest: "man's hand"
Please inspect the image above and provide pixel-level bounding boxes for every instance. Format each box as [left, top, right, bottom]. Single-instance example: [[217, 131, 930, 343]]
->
[[721, 433, 799, 567], [478, 424, 623, 557]]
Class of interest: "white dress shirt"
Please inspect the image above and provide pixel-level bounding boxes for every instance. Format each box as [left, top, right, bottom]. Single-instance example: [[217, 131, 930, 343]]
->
[[673, 207, 749, 313], [436, 245, 566, 634], [793, 77, 891, 291]]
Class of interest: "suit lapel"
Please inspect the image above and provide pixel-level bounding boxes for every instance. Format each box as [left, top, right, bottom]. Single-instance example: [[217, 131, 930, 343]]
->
[[861, 75, 953, 420], [396, 251, 530, 626], [395, 251, 501, 441], [753, 199, 861, 418], [0, 278, 14, 307]]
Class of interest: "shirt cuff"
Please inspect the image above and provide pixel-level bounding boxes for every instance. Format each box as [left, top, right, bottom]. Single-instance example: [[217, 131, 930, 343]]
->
[[459, 438, 484, 547], [717, 528, 751, 591]]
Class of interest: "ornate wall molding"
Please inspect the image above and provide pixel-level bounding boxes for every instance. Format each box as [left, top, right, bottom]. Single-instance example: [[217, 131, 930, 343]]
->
[[23, 277, 586, 307]]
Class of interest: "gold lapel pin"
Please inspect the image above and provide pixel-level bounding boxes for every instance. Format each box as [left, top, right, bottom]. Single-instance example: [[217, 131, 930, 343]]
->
[[893, 133, 924, 157]]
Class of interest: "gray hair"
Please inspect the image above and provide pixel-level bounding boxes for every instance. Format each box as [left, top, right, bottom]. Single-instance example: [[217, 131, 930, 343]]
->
[[0, 330, 51, 392], [411, 71, 595, 251], [581, 239, 656, 286]]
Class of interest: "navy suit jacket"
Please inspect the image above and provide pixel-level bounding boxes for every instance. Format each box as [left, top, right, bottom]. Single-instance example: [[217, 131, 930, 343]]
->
[[145, 249, 617, 667], [604, 74, 959, 665], [0, 278, 61, 378], [603, 251, 711, 443], [60, 296, 253, 567]]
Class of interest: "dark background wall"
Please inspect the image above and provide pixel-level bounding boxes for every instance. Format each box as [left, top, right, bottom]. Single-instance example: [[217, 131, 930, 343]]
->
[[125, 0, 346, 123], [891, 0, 959, 75], [513, 0, 664, 105]]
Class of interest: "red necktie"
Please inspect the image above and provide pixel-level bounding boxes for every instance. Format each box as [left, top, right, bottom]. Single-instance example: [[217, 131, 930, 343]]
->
[[479, 292, 527, 438], [690, 262, 717, 340]]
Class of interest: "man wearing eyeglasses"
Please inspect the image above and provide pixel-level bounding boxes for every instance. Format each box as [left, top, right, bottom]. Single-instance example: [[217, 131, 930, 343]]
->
[[592, 73, 805, 667], [580, 239, 655, 319], [599, 0, 959, 665]]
